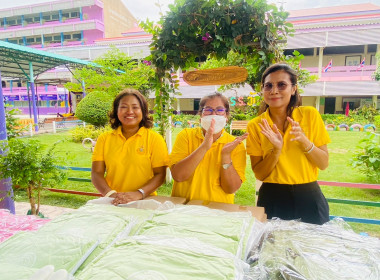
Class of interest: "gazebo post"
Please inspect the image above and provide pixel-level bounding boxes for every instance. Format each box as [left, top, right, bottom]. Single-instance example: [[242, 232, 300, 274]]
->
[[29, 62, 39, 132], [0, 69, 15, 214]]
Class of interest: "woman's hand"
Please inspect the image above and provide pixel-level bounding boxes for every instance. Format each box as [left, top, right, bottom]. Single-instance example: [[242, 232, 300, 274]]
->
[[201, 118, 215, 150], [111, 191, 143, 205], [221, 133, 248, 156], [287, 117, 311, 150], [259, 119, 283, 151]]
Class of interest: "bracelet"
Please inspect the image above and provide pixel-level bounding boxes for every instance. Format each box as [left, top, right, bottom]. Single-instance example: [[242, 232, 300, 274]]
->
[[304, 143, 315, 154], [104, 190, 117, 197], [137, 188, 145, 199]]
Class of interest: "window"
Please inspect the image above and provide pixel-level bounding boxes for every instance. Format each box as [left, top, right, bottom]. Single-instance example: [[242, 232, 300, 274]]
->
[[62, 13, 70, 18], [8, 40, 17, 44], [26, 38, 35, 43], [53, 35, 61, 42], [2, 81, 6, 87], [17, 81, 22, 87], [71, 12, 79, 18], [34, 16, 40, 22], [17, 19, 22, 24], [43, 15, 50, 21], [345, 55, 361, 66], [18, 39, 24, 44], [25, 18, 33, 23], [52, 14, 59, 20], [7, 20, 16, 25], [44, 36, 52, 42], [36, 37, 41, 43], [72, 33, 81, 40], [64, 34, 71, 40]]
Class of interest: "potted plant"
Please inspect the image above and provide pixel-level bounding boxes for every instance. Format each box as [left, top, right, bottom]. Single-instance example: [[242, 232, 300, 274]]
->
[[0, 139, 66, 216]]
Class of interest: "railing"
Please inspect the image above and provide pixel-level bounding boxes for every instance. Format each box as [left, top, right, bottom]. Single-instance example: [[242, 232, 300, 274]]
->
[[51, 166, 380, 225]]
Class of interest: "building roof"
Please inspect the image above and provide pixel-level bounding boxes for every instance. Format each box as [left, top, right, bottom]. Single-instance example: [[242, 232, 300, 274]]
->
[[0, 40, 94, 79], [288, 3, 380, 19]]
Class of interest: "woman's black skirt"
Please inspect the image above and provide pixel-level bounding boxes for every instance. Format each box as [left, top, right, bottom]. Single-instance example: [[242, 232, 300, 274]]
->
[[257, 181, 330, 225]]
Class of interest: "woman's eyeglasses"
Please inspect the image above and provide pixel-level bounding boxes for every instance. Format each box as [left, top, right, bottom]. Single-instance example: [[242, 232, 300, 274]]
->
[[262, 82, 293, 92], [202, 107, 227, 115]]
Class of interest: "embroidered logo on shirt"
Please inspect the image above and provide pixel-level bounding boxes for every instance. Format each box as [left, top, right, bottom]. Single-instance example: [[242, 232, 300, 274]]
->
[[136, 145, 145, 155]]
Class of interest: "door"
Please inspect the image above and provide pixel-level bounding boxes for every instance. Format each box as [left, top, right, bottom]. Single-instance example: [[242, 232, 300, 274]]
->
[[325, 97, 336, 114]]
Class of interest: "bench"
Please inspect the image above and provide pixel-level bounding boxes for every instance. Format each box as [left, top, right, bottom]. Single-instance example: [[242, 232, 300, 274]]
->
[[230, 120, 249, 133]]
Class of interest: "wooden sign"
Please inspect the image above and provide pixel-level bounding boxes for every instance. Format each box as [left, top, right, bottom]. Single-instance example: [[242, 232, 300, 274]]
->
[[183, 66, 248, 86]]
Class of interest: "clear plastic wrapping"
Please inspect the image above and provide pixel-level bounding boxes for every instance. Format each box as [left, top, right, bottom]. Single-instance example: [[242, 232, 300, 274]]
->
[[245, 218, 380, 280]]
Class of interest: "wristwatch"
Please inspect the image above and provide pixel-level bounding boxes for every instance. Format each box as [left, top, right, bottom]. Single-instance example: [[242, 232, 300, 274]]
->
[[222, 161, 233, 170], [137, 188, 145, 199]]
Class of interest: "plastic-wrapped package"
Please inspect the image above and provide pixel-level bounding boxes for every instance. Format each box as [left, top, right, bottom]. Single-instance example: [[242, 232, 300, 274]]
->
[[0, 209, 50, 243], [76, 236, 249, 280], [135, 204, 255, 259], [0, 231, 97, 274], [245, 218, 380, 280]]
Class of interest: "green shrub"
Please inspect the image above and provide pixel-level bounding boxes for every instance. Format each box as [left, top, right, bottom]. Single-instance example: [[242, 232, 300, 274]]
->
[[70, 125, 111, 143], [5, 106, 26, 138], [374, 115, 380, 130], [75, 91, 113, 127], [0, 139, 66, 215], [351, 133, 380, 183], [351, 105, 379, 123]]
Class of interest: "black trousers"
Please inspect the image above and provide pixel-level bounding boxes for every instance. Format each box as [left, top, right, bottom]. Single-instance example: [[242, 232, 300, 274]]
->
[[257, 181, 330, 225]]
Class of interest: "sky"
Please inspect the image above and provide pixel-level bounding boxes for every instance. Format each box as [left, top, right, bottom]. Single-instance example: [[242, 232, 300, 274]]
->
[[1, 0, 380, 22]]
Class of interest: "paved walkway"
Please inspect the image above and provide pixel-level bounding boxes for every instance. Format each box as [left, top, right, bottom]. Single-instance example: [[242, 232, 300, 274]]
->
[[14, 202, 74, 219]]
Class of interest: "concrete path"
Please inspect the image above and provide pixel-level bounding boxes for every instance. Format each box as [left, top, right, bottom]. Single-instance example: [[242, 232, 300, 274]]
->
[[14, 201, 74, 219]]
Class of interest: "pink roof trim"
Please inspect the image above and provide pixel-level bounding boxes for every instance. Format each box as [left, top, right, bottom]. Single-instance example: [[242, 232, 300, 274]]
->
[[288, 3, 380, 18]]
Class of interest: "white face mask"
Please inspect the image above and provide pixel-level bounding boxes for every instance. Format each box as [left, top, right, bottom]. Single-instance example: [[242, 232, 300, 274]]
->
[[200, 115, 227, 134]]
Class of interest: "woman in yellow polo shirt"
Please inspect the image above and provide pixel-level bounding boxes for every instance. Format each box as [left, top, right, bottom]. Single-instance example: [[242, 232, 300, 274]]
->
[[91, 89, 168, 205], [246, 63, 330, 225], [170, 93, 247, 204]]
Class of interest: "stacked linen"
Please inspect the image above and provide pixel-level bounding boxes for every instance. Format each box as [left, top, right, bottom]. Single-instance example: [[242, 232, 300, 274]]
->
[[135, 205, 256, 259], [76, 236, 249, 280], [245, 219, 380, 280], [0, 231, 97, 280]]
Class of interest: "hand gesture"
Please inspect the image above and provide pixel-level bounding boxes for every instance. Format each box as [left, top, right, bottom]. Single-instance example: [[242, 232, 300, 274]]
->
[[111, 191, 143, 205], [221, 133, 248, 156], [287, 117, 310, 149], [259, 119, 283, 151], [201, 118, 215, 150]]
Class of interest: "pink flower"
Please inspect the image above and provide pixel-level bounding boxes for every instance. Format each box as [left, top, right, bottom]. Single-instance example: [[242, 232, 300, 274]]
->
[[143, 60, 152, 66]]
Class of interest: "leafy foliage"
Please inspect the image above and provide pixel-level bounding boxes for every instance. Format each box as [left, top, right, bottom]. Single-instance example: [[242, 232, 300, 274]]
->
[[64, 46, 155, 98], [75, 91, 113, 127], [0, 139, 66, 215], [374, 115, 380, 130], [141, 0, 294, 136], [374, 52, 380, 81], [70, 125, 111, 143], [5, 106, 26, 139], [351, 133, 380, 183], [351, 105, 379, 123]]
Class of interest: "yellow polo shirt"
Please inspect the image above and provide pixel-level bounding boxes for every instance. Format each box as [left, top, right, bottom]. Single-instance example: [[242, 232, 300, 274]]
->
[[246, 106, 330, 184], [92, 126, 168, 194], [170, 128, 246, 204]]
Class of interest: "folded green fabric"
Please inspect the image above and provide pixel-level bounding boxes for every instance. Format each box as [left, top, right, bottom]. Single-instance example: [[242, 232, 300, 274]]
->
[[76, 236, 248, 280], [0, 262, 38, 280], [0, 231, 96, 272]]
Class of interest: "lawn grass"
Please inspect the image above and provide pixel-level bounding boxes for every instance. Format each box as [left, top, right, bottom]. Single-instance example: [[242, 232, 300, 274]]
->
[[13, 129, 380, 237]]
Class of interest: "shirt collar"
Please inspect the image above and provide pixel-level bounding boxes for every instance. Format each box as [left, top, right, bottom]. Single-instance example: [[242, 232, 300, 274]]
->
[[260, 107, 301, 124], [113, 126, 146, 139]]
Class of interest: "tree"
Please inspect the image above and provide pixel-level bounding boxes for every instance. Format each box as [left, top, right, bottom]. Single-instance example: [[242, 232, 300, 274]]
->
[[75, 91, 113, 127], [0, 139, 66, 215], [65, 46, 155, 98], [141, 0, 295, 135]]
